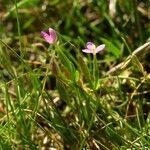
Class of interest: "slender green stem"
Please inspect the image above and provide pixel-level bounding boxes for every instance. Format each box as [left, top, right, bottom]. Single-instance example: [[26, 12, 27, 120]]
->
[[133, 0, 143, 44], [14, 0, 22, 53], [93, 54, 98, 89], [79, 114, 95, 150], [121, 36, 132, 54]]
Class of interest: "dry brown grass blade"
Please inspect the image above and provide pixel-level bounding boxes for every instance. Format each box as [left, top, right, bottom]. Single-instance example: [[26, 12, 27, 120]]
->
[[107, 41, 150, 75]]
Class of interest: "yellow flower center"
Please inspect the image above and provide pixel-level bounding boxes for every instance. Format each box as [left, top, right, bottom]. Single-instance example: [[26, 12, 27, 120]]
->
[[92, 45, 96, 54]]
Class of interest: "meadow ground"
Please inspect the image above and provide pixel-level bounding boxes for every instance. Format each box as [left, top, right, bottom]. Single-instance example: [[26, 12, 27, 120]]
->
[[0, 0, 150, 149]]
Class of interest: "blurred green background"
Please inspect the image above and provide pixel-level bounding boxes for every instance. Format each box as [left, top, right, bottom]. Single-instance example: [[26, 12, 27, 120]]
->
[[1, 0, 150, 46]]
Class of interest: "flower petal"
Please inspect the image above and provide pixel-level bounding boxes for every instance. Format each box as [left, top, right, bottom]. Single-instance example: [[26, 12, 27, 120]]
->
[[41, 31, 52, 44], [86, 42, 95, 50], [95, 44, 105, 53], [82, 49, 93, 54], [48, 28, 57, 43], [41, 28, 57, 44]]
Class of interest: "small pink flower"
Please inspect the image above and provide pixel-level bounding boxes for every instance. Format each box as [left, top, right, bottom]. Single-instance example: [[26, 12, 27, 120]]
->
[[41, 28, 57, 44], [82, 42, 105, 54]]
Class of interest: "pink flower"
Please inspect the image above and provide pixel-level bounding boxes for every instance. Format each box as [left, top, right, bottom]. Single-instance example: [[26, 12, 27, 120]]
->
[[41, 28, 57, 44], [82, 42, 105, 54]]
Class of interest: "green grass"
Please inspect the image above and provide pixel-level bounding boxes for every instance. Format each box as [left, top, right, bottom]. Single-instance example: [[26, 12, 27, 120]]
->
[[0, 0, 150, 149]]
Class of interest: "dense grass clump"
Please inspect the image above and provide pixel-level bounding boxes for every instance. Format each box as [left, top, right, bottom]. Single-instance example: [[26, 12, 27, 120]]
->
[[0, 0, 150, 149]]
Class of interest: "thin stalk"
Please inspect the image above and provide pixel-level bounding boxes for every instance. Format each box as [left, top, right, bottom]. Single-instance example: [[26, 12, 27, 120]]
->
[[132, 0, 143, 44], [93, 54, 98, 89], [79, 114, 95, 150], [14, 0, 22, 54], [121, 36, 132, 54]]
